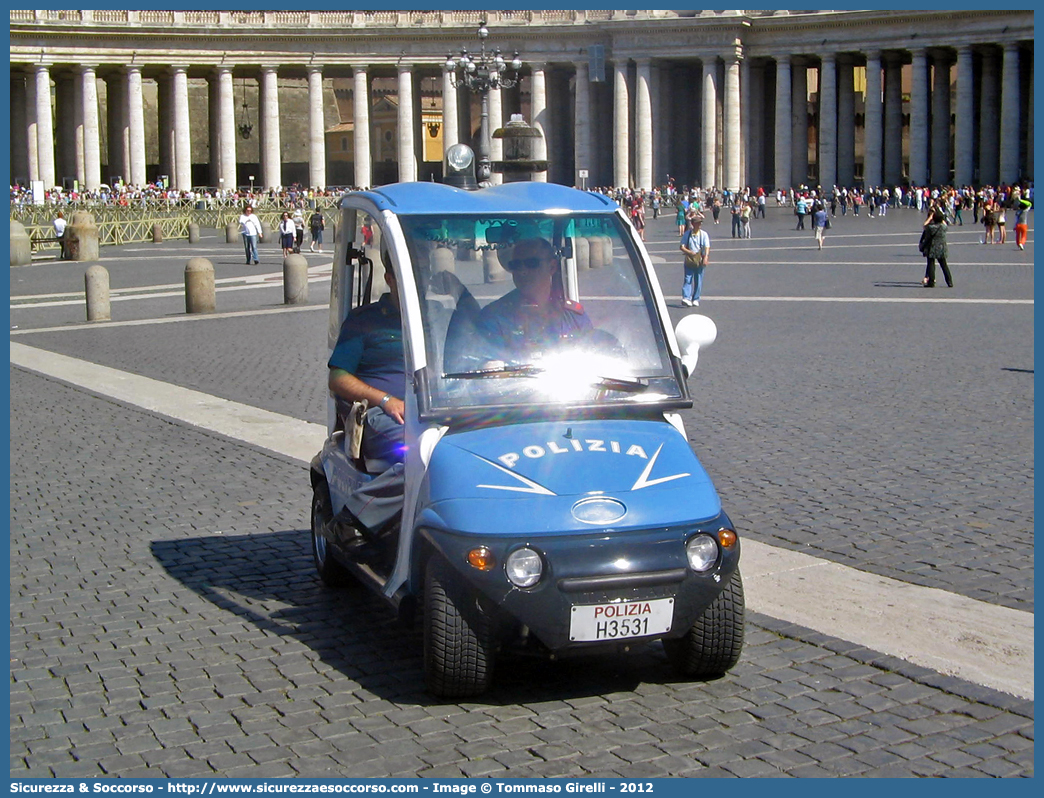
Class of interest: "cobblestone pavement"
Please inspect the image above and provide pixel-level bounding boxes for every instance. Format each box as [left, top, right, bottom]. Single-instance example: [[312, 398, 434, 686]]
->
[[13, 208, 1034, 610], [9, 205, 1033, 777]]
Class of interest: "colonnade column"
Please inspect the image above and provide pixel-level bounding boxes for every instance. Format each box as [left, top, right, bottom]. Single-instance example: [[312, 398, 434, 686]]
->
[[635, 59, 653, 190], [652, 64, 666, 186], [574, 60, 592, 188], [397, 65, 416, 183], [701, 58, 717, 189], [953, 46, 975, 187], [261, 67, 281, 190], [748, 61, 766, 188], [773, 54, 792, 190], [613, 61, 629, 188], [56, 75, 79, 185], [837, 57, 855, 187], [172, 66, 192, 191], [35, 64, 56, 189], [863, 51, 883, 189], [488, 85, 503, 186], [126, 65, 147, 186], [883, 53, 903, 186], [215, 67, 237, 194], [738, 57, 750, 189], [930, 51, 951, 186], [531, 63, 549, 183], [978, 50, 999, 186], [723, 54, 741, 192], [441, 65, 459, 153], [158, 73, 173, 184], [106, 74, 126, 184], [53, 74, 73, 183], [26, 72, 39, 183], [790, 60, 807, 187], [999, 43, 1021, 184], [908, 49, 930, 186], [818, 54, 837, 190], [352, 66, 371, 189], [81, 66, 101, 191], [11, 74, 29, 183], [307, 67, 326, 190]]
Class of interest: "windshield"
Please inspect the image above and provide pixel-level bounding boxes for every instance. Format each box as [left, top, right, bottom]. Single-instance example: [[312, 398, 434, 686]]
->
[[399, 212, 684, 417]]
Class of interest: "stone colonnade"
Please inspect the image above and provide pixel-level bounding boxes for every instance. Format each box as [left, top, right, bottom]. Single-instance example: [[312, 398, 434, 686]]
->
[[11, 39, 1033, 192]]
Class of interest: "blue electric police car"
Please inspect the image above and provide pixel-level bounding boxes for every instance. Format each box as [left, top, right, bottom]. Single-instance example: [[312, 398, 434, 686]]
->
[[310, 159, 743, 697]]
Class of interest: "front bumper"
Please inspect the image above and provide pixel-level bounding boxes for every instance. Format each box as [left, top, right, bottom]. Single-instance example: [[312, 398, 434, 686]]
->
[[420, 513, 739, 653]]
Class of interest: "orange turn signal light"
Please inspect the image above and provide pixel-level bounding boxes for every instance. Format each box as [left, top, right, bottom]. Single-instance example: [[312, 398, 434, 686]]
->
[[467, 547, 496, 571], [718, 528, 737, 549]]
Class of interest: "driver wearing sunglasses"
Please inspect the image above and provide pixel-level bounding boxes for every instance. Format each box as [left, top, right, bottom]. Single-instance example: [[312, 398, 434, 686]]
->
[[476, 237, 592, 362]]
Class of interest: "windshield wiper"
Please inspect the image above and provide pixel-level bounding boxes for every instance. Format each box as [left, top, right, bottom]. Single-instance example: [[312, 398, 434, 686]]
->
[[443, 365, 649, 393], [443, 364, 542, 379], [594, 376, 649, 393]]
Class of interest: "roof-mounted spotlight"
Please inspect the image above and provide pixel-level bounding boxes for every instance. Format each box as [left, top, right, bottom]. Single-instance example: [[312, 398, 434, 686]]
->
[[443, 143, 479, 190]]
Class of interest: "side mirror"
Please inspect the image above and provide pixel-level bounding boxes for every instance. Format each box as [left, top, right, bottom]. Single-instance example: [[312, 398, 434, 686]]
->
[[675, 313, 717, 377]]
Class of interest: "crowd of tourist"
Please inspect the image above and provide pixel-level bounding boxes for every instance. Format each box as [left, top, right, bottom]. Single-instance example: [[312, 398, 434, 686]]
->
[[9, 181, 354, 210]]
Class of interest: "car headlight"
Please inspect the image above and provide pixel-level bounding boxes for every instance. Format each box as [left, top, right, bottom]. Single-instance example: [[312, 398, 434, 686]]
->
[[505, 547, 543, 588], [686, 534, 718, 572]]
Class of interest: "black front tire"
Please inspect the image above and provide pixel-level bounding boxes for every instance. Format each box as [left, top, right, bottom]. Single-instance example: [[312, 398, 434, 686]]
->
[[423, 556, 494, 697], [664, 570, 745, 678], [311, 480, 354, 588]]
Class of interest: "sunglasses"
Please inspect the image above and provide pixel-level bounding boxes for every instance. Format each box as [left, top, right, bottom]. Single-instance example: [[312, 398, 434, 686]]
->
[[506, 256, 550, 272]]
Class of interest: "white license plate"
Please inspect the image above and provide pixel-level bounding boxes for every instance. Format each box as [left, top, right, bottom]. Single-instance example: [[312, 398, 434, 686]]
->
[[569, 598, 674, 642]]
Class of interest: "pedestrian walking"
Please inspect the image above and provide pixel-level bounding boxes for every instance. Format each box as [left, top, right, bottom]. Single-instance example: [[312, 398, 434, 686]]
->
[[919, 210, 953, 288], [795, 194, 808, 229], [675, 200, 687, 236], [309, 209, 325, 252], [741, 201, 753, 239], [1014, 194, 1031, 250], [679, 213, 710, 307], [292, 207, 305, 252], [812, 203, 828, 249], [631, 199, 646, 241], [982, 202, 996, 244], [53, 210, 68, 259], [238, 204, 262, 264], [279, 212, 296, 258]]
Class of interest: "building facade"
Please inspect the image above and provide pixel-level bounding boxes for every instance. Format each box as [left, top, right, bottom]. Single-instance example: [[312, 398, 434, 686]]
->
[[9, 8, 1034, 193]]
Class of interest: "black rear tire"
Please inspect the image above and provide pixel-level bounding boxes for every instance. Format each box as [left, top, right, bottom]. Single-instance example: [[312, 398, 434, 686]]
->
[[664, 570, 745, 677], [423, 556, 494, 697], [311, 480, 354, 588]]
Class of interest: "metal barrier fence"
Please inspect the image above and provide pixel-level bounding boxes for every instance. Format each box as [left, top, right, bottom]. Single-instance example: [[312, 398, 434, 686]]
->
[[12, 199, 342, 254]]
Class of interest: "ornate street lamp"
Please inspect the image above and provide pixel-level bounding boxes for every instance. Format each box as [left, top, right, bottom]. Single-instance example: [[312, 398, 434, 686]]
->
[[237, 78, 253, 140], [445, 20, 522, 182]]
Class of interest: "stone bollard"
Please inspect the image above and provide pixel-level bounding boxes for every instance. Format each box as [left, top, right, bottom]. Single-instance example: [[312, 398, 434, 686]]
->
[[574, 236, 590, 271], [261, 222, 275, 245], [283, 253, 309, 305], [363, 246, 390, 297], [483, 248, 509, 282], [225, 221, 239, 243], [329, 220, 337, 244], [10, 221, 32, 267], [185, 257, 216, 313], [152, 223, 163, 243], [187, 223, 200, 244], [431, 245, 456, 274], [85, 264, 111, 321], [65, 211, 100, 261]]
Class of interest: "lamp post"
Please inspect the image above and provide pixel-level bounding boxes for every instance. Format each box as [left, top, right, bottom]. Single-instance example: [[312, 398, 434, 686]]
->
[[445, 21, 522, 182]]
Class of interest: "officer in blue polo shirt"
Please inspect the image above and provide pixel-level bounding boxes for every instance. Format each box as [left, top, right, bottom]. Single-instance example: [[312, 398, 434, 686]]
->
[[477, 237, 592, 363], [328, 251, 405, 471]]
